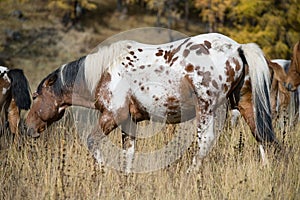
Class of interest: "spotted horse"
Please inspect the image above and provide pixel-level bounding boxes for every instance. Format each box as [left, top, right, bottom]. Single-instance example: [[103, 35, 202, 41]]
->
[[26, 33, 279, 173], [0, 66, 31, 137]]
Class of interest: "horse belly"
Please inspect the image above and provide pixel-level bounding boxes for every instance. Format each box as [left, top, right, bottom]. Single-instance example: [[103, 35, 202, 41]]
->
[[130, 73, 196, 123]]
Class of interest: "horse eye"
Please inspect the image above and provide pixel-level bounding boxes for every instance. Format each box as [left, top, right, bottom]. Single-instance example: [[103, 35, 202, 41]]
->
[[32, 92, 39, 99]]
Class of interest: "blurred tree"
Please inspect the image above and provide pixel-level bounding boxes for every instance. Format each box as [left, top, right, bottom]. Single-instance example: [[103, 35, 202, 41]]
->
[[48, 0, 97, 30], [126, 0, 188, 30], [218, 0, 300, 59], [194, 0, 231, 32]]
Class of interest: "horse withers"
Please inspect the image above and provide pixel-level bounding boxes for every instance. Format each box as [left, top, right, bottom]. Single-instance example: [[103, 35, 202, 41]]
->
[[25, 33, 279, 172], [0, 66, 31, 136]]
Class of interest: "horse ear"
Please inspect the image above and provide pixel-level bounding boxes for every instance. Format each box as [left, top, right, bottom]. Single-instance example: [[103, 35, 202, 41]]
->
[[267, 59, 287, 83], [43, 74, 57, 87]]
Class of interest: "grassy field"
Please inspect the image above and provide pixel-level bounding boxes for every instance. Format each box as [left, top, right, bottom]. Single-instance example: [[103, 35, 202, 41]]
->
[[1, 111, 300, 199], [1, 1, 300, 199]]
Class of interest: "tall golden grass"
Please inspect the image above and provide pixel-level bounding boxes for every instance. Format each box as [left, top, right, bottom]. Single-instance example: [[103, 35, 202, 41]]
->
[[1, 109, 299, 200]]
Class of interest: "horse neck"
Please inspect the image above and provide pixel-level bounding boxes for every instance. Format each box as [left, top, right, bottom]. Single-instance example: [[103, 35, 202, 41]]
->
[[58, 59, 96, 109], [62, 84, 96, 109]]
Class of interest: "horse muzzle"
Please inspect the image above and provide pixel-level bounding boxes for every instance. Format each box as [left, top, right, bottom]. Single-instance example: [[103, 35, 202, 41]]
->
[[286, 82, 297, 91], [26, 127, 41, 138]]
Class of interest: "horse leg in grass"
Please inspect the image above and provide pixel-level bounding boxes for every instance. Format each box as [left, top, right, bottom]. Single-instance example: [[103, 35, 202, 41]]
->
[[278, 83, 290, 143], [187, 113, 215, 173], [87, 125, 107, 167], [8, 99, 20, 136], [87, 108, 136, 172], [238, 92, 268, 164], [87, 110, 118, 166], [121, 118, 136, 173]]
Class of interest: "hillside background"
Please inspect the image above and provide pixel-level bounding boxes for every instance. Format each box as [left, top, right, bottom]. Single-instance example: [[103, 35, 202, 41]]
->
[[0, 0, 299, 88]]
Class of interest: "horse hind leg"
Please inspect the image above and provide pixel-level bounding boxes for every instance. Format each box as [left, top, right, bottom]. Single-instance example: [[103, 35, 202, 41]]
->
[[238, 93, 270, 165], [187, 113, 215, 173]]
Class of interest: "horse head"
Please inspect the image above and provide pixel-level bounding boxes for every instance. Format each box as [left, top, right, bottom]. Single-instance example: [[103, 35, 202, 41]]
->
[[26, 72, 66, 137]]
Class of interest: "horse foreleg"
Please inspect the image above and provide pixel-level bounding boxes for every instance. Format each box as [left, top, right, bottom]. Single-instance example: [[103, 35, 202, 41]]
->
[[8, 99, 20, 138], [187, 113, 215, 173], [87, 110, 118, 166], [121, 118, 137, 173]]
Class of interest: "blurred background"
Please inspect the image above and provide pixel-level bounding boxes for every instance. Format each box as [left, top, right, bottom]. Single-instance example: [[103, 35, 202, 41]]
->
[[0, 0, 299, 88]]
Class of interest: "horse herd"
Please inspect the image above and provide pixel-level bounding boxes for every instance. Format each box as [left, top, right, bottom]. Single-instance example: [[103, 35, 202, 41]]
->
[[1, 33, 300, 172]]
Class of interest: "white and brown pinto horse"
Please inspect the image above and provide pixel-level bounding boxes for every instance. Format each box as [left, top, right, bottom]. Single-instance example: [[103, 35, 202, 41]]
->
[[0, 66, 31, 135], [26, 33, 278, 172]]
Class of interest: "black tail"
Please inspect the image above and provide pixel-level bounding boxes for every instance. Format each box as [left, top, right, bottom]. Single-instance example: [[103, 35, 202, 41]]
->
[[7, 69, 31, 110]]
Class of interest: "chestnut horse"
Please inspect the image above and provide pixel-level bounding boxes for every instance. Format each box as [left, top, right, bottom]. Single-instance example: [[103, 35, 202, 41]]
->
[[286, 41, 300, 90], [26, 33, 278, 172], [0, 66, 31, 135], [270, 59, 299, 129]]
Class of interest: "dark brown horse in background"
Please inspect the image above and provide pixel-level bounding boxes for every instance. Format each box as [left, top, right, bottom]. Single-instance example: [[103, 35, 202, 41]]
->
[[0, 66, 31, 136]]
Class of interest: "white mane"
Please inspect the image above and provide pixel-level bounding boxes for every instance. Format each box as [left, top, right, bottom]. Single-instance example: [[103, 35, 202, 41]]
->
[[84, 40, 135, 94]]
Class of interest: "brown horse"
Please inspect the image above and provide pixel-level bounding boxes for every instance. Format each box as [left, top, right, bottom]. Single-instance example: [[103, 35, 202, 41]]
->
[[267, 59, 290, 118], [25, 33, 278, 172], [286, 41, 300, 91], [0, 66, 31, 135], [266, 59, 299, 142]]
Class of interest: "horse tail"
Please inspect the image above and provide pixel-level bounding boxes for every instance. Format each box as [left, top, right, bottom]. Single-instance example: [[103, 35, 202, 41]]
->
[[239, 43, 277, 144], [7, 69, 31, 110]]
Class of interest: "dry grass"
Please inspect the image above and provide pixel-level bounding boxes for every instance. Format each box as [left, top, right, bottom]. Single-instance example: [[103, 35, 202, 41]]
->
[[1, 111, 300, 200]]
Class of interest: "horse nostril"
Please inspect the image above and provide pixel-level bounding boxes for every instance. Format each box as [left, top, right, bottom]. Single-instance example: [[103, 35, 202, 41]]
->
[[287, 83, 292, 91], [27, 127, 40, 138], [286, 83, 297, 91]]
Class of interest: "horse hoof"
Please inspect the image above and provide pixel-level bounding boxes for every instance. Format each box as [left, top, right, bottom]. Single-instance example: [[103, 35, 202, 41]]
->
[[87, 135, 94, 151]]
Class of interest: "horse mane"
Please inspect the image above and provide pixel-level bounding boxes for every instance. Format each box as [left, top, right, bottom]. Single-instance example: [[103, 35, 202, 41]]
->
[[7, 69, 32, 110], [37, 56, 86, 97], [84, 40, 135, 93]]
